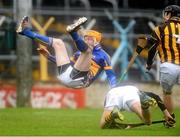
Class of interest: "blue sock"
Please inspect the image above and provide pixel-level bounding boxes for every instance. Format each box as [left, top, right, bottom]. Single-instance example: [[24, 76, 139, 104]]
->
[[70, 32, 88, 52], [22, 28, 52, 47]]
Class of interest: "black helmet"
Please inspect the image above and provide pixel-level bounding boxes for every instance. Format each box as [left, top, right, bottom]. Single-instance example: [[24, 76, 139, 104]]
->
[[163, 5, 180, 17]]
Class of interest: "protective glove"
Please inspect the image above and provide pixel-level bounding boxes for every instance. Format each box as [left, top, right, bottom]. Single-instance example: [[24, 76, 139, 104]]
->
[[163, 117, 176, 128], [146, 64, 152, 71]]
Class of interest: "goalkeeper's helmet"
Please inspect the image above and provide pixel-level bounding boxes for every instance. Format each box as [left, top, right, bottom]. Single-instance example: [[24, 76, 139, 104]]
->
[[163, 5, 180, 18]]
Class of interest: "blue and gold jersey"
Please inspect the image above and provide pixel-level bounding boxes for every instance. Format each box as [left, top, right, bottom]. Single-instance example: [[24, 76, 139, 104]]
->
[[46, 45, 117, 88], [71, 44, 117, 88]]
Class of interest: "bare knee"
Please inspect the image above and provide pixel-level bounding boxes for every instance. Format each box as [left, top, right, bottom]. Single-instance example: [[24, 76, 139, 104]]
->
[[52, 38, 65, 49]]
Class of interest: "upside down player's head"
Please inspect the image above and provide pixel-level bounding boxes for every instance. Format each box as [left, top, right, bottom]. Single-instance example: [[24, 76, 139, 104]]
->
[[83, 30, 102, 47]]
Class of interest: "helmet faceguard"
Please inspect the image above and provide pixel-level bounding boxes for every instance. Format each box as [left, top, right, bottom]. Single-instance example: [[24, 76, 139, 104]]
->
[[162, 5, 180, 18]]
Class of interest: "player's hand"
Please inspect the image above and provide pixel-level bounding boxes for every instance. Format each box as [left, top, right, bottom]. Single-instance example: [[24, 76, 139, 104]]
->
[[146, 64, 152, 70], [163, 117, 176, 128], [37, 48, 50, 58]]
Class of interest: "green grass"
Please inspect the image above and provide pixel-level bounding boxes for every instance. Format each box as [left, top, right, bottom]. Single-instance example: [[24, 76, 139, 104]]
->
[[0, 108, 180, 136]]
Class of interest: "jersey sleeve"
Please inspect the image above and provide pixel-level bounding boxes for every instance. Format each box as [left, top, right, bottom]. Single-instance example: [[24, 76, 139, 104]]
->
[[146, 27, 160, 66], [105, 69, 117, 88], [101, 54, 117, 88], [144, 91, 166, 111]]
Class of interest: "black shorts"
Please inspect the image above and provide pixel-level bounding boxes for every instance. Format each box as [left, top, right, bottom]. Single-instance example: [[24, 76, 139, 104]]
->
[[57, 63, 90, 88]]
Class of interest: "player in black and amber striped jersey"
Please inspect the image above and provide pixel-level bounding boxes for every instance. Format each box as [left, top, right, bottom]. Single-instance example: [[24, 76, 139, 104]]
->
[[150, 15, 180, 65], [146, 5, 180, 127]]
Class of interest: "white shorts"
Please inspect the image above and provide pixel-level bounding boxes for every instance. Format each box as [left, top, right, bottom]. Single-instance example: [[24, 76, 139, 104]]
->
[[160, 62, 180, 93], [57, 65, 86, 88], [104, 86, 140, 112]]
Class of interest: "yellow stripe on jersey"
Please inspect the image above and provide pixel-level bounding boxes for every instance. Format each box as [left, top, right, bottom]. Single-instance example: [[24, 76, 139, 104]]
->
[[90, 60, 101, 76], [164, 26, 172, 62], [104, 66, 112, 70], [156, 27, 165, 63], [155, 20, 180, 65], [175, 23, 180, 64], [154, 27, 161, 40]]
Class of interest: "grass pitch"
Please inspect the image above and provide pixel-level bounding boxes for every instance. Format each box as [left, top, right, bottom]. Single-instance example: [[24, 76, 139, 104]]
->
[[0, 108, 179, 136]]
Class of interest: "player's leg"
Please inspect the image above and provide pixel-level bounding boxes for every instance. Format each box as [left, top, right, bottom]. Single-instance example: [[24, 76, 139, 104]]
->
[[162, 92, 176, 128], [100, 109, 112, 128], [73, 49, 92, 71], [100, 107, 124, 129], [163, 94, 173, 115], [66, 17, 92, 71], [128, 91, 157, 125], [130, 101, 151, 125], [66, 17, 88, 52], [139, 92, 157, 125], [16, 16, 53, 47], [160, 63, 177, 117], [71, 28, 94, 71], [17, 16, 70, 66], [52, 38, 70, 66], [161, 83, 173, 115]]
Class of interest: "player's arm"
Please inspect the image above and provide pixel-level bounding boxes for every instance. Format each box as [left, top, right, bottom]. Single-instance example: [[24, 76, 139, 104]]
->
[[100, 107, 124, 129], [146, 45, 158, 70], [144, 92, 166, 111], [136, 34, 158, 55], [102, 53, 118, 88], [146, 30, 160, 70], [136, 34, 158, 70], [104, 68, 117, 88], [135, 29, 159, 71], [37, 48, 56, 64], [100, 110, 113, 129]]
